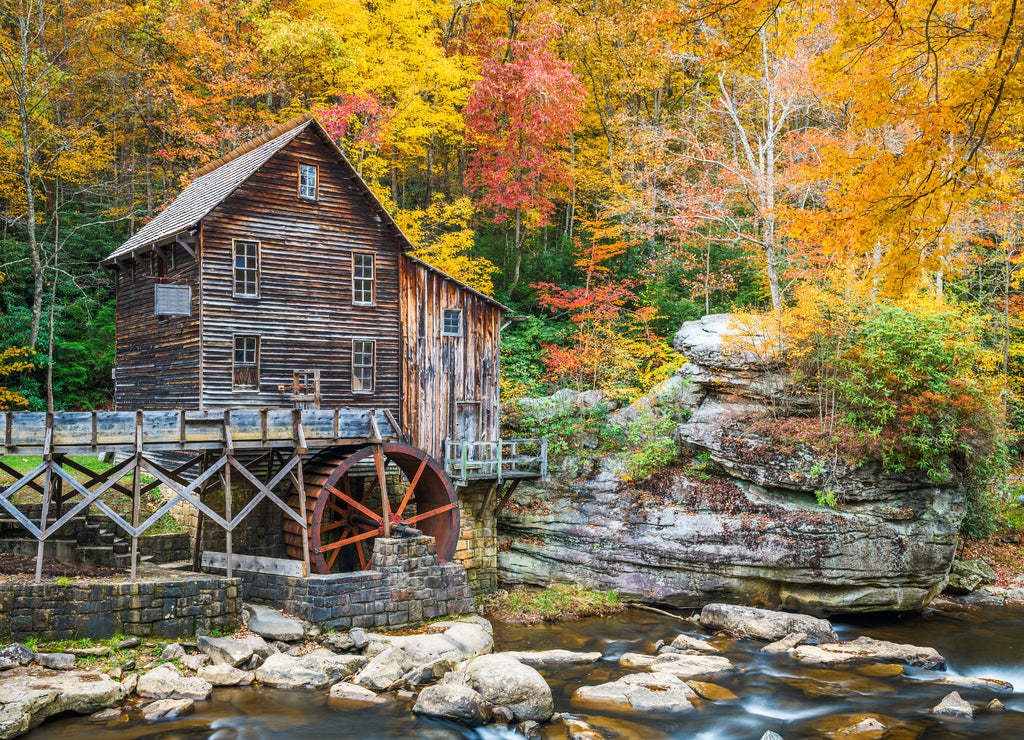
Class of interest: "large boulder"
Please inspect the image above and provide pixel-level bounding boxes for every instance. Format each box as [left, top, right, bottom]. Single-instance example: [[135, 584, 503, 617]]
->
[[413, 683, 490, 726], [457, 653, 554, 722], [196, 635, 271, 667], [0, 645, 34, 671], [697, 604, 837, 644], [0, 669, 128, 739], [255, 652, 365, 690]]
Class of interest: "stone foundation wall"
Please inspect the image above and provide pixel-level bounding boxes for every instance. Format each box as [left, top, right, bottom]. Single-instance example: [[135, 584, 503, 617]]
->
[[0, 575, 241, 642], [234, 536, 475, 630], [454, 482, 498, 593]]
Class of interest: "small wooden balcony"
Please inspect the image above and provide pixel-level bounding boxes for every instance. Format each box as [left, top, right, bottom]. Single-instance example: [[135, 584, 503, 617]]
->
[[443, 438, 548, 487]]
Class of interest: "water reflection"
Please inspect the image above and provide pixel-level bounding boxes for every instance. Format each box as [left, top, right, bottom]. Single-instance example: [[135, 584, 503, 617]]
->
[[27, 605, 1024, 740]]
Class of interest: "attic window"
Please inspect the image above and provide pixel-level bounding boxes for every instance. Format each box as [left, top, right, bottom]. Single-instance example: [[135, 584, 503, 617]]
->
[[442, 309, 462, 337], [233, 240, 259, 298], [298, 163, 318, 199]]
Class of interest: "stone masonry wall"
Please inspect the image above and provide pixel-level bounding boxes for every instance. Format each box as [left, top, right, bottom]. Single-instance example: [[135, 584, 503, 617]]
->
[[0, 574, 241, 643], [454, 482, 497, 593], [170, 481, 285, 558], [235, 536, 474, 630]]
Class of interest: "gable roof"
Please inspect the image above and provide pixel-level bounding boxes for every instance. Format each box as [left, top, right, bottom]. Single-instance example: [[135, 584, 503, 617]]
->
[[104, 113, 316, 264], [104, 113, 510, 313]]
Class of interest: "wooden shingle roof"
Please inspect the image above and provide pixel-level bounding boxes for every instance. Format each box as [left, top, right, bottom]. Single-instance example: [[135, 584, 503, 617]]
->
[[103, 113, 315, 264]]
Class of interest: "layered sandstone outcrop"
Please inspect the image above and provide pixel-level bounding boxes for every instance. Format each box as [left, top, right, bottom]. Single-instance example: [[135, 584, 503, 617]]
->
[[497, 314, 965, 615]]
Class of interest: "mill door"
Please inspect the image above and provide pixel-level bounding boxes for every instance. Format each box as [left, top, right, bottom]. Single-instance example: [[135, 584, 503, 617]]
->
[[455, 402, 480, 442]]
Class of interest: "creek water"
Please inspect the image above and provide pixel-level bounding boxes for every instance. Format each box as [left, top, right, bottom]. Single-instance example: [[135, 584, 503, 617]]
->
[[27, 605, 1024, 740]]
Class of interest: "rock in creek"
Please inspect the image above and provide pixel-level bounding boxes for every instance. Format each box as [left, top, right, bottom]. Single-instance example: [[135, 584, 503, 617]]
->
[[140, 698, 194, 720], [456, 653, 554, 722], [255, 651, 366, 690], [670, 634, 720, 653], [932, 691, 974, 718], [499, 313, 966, 615], [619, 652, 735, 679], [934, 675, 1013, 693], [792, 636, 945, 669], [685, 680, 739, 701], [180, 654, 209, 671], [505, 650, 602, 665], [574, 672, 696, 712], [761, 633, 809, 653], [413, 683, 491, 726], [697, 604, 837, 644], [136, 663, 212, 700], [197, 664, 254, 687], [244, 604, 306, 642], [354, 620, 493, 691], [328, 682, 387, 706], [0, 669, 128, 740]]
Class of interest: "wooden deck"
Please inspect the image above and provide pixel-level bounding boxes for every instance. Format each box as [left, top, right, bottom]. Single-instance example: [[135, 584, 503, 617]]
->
[[1, 407, 400, 456]]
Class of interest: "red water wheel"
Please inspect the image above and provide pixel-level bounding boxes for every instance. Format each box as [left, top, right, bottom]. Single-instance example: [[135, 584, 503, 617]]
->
[[283, 443, 459, 575]]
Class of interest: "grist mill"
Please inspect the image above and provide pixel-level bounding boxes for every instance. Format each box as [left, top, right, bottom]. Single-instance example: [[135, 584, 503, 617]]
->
[[0, 114, 546, 640]]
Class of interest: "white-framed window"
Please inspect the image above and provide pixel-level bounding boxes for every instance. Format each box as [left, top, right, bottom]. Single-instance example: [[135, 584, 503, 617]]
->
[[352, 252, 374, 305], [442, 308, 462, 337], [233, 240, 259, 297], [233, 335, 260, 390], [298, 163, 318, 199], [352, 339, 375, 393]]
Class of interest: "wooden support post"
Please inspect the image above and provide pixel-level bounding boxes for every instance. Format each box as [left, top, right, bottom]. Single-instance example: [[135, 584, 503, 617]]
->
[[35, 463, 52, 584], [224, 454, 233, 580], [493, 479, 522, 518], [375, 445, 390, 539], [191, 453, 208, 572], [131, 411, 143, 581], [296, 451, 310, 574]]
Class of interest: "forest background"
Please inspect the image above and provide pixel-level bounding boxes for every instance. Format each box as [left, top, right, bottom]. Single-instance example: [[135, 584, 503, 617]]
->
[[2, 0, 1024, 532]]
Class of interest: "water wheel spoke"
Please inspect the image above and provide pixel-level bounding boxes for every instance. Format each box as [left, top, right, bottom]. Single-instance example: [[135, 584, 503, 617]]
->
[[326, 542, 343, 570], [373, 446, 392, 521], [317, 527, 378, 554], [355, 539, 368, 569], [321, 519, 350, 534], [326, 499, 349, 518], [327, 485, 381, 522], [403, 501, 456, 525], [396, 459, 428, 516]]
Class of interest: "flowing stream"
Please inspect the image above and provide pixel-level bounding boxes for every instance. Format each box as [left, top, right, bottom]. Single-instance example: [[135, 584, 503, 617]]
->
[[27, 605, 1024, 739]]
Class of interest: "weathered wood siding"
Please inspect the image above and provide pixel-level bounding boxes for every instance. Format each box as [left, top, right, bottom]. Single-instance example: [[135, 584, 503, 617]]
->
[[400, 256, 503, 461], [198, 127, 401, 416], [114, 243, 200, 409]]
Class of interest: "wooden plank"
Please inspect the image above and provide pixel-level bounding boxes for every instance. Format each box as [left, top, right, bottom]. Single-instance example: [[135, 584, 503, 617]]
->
[[201, 550, 306, 577]]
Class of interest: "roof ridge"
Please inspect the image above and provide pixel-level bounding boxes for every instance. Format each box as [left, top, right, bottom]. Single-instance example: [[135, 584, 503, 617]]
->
[[191, 112, 315, 179]]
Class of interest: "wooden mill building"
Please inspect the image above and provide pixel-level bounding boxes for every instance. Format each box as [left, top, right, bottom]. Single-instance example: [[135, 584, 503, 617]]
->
[[89, 112, 544, 588], [101, 112, 505, 462]]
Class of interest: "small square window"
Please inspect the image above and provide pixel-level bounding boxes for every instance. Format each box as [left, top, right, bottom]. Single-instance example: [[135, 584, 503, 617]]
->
[[233, 240, 259, 297], [233, 335, 260, 390], [353, 253, 374, 305], [298, 163, 318, 199], [442, 309, 462, 337], [352, 339, 375, 393]]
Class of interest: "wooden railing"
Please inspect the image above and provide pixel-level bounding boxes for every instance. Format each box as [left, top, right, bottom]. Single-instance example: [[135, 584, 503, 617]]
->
[[444, 438, 548, 486]]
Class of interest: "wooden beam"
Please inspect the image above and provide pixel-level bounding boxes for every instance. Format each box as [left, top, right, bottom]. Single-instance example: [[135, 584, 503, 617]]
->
[[492, 479, 522, 517], [201, 551, 306, 577]]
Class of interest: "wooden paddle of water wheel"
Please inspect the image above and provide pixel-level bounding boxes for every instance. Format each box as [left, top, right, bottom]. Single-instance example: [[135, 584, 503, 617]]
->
[[283, 443, 459, 575]]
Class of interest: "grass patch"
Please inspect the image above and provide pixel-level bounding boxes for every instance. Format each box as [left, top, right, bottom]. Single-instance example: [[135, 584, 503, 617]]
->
[[479, 585, 625, 625]]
